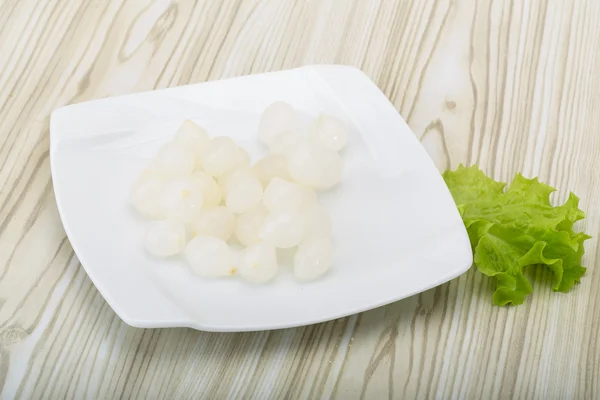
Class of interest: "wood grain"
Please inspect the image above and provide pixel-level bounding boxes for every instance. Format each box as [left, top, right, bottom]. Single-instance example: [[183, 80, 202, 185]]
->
[[1, 0, 600, 398]]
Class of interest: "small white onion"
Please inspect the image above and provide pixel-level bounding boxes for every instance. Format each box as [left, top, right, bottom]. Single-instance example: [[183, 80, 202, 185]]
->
[[268, 131, 305, 156], [287, 144, 343, 189], [263, 178, 316, 212], [184, 236, 234, 277], [218, 167, 255, 195], [130, 171, 166, 219], [307, 113, 348, 152], [239, 242, 278, 283], [190, 206, 235, 241], [235, 205, 268, 246], [173, 120, 210, 169], [148, 142, 195, 178], [162, 178, 204, 223], [302, 204, 332, 238], [226, 175, 263, 214], [202, 136, 244, 177], [252, 154, 291, 188], [236, 146, 251, 169], [258, 101, 298, 146], [294, 236, 333, 280], [190, 171, 222, 208], [259, 210, 306, 248], [144, 219, 186, 257]]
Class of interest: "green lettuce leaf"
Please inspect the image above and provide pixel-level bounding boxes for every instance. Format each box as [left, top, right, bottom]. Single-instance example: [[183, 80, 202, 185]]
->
[[443, 165, 590, 305]]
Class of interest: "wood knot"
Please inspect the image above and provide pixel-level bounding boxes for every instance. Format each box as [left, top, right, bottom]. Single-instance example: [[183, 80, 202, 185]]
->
[[445, 100, 456, 110], [0, 326, 28, 347]]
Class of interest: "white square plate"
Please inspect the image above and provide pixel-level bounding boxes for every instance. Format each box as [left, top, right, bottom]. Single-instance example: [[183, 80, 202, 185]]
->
[[50, 65, 472, 332]]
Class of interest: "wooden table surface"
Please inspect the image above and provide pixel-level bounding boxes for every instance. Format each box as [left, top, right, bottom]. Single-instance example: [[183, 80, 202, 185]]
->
[[2, 0, 600, 398]]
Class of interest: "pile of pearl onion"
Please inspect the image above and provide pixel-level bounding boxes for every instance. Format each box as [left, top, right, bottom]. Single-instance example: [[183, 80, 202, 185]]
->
[[131, 102, 347, 283]]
